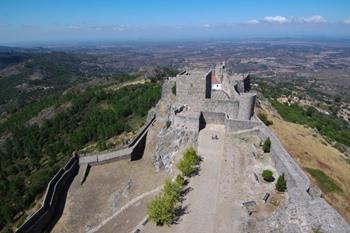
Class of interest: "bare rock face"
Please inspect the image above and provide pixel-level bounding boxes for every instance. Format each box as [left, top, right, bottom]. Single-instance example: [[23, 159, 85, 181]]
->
[[152, 126, 198, 171]]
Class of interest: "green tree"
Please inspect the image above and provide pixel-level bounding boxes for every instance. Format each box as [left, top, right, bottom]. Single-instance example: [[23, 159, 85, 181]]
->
[[163, 178, 182, 203], [263, 137, 271, 153], [183, 148, 200, 165], [176, 159, 194, 177], [147, 194, 175, 226], [175, 174, 185, 187], [275, 174, 287, 192], [262, 169, 274, 182], [176, 147, 200, 177]]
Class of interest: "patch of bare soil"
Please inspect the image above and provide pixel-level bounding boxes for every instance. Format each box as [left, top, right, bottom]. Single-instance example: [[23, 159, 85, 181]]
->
[[0, 62, 25, 77], [27, 101, 72, 127], [258, 101, 350, 223]]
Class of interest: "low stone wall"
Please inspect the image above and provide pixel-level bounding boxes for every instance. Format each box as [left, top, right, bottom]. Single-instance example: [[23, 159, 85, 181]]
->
[[16, 154, 79, 233], [201, 111, 226, 125], [203, 100, 240, 119], [79, 115, 156, 165], [224, 118, 261, 131]]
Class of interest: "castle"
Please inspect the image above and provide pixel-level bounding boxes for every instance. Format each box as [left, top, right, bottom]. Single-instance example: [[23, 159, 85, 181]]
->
[[159, 63, 350, 232], [173, 62, 258, 132]]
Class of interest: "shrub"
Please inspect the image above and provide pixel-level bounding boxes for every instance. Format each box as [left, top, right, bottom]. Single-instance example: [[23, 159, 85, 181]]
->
[[263, 137, 271, 153], [176, 148, 200, 176], [148, 177, 184, 226], [176, 159, 194, 177], [258, 112, 273, 126], [275, 174, 287, 192], [147, 194, 175, 226], [262, 169, 274, 182], [166, 120, 171, 129], [163, 178, 182, 203], [183, 147, 200, 165], [172, 84, 176, 96], [175, 174, 185, 187]]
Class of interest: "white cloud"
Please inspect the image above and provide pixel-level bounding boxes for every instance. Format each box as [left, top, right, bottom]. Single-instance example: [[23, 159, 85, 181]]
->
[[343, 19, 350, 25], [263, 16, 289, 24], [247, 19, 259, 24], [302, 15, 326, 23], [253, 15, 327, 25]]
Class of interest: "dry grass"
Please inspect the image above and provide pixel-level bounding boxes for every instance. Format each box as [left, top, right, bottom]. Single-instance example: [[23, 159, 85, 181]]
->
[[257, 102, 350, 223]]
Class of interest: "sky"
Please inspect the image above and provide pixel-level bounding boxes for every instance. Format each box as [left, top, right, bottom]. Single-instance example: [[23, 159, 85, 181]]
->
[[1, 0, 350, 45]]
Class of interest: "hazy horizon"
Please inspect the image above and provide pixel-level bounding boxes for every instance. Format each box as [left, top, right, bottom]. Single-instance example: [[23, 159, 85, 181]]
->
[[1, 0, 350, 45]]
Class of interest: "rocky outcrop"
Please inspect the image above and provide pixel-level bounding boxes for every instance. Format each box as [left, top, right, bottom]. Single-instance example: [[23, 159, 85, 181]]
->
[[152, 126, 198, 171]]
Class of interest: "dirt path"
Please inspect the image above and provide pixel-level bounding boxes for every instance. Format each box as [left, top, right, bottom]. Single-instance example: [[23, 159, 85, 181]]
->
[[89, 185, 162, 233]]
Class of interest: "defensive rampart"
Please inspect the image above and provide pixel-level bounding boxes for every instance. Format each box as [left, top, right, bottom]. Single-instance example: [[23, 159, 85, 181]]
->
[[79, 115, 156, 165], [15, 154, 79, 233]]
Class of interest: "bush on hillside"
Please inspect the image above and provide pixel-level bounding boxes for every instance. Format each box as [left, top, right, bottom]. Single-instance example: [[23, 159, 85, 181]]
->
[[258, 112, 273, 126]]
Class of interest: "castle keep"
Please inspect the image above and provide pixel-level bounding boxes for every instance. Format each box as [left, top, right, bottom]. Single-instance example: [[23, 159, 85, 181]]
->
[[174, 62, 257, 131]]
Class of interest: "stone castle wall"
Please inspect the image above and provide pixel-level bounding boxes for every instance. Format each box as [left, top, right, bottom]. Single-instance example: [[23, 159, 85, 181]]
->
[[202, 100, 239, 119], [225, 118, 261, 131], [16, 155, 79, 233], [253, 122, 350, 232], [201, 111, 226, 125], [176, 71, 206, 109], [232, 125, 350, 232], [79, 115, 156, 165], [237, 93, 256, 120]]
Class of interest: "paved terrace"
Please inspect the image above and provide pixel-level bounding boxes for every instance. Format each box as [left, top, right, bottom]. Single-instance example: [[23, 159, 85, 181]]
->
[[144, 125, 281, 233]]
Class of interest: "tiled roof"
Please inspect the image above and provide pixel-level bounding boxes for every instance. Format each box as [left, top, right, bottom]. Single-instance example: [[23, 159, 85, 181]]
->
[[212, 73, 221, 84]]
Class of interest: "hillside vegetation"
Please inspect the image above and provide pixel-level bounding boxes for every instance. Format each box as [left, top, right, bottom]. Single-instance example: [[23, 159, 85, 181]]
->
[[256, 81, 350, 148], [0, 80, 161, 232]]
